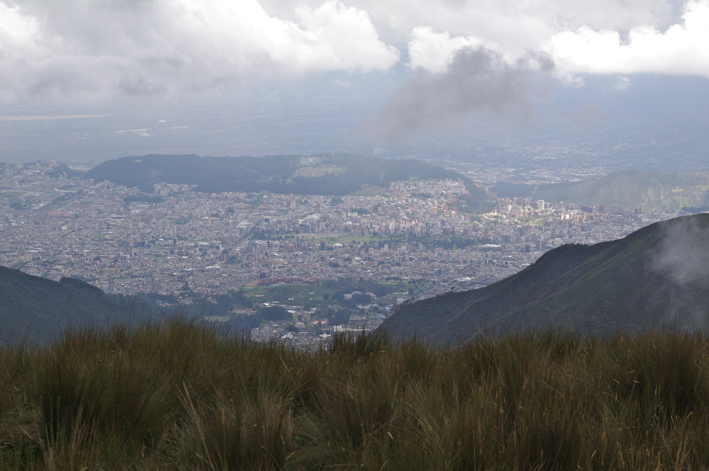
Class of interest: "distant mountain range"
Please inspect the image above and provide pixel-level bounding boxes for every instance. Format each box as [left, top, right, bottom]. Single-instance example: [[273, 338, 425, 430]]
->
[[0, 267, 155, 345], [379, 214, 709, 345], [84, 153, 489, 204], [491, 170, 709, 211]]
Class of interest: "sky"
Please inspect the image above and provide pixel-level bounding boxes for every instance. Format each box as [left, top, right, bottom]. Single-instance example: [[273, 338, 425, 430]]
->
[[0, 0, 707, 170]]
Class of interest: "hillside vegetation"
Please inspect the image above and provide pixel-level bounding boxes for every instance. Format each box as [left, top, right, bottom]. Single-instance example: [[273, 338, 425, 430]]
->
[[84, 154, 488, 204], [1, 321, 709, 470], [0, 267, 155, 345], [380, 214, 709, 344], [492, 170, 709, 211]]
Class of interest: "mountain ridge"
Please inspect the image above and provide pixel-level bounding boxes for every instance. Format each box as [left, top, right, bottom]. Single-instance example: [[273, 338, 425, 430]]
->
[[379, 213, 709, 344]]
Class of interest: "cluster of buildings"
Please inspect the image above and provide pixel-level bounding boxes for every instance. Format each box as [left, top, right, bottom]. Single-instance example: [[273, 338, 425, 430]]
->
[[247, 308, 389, 348], [0, 160, 690, 342]]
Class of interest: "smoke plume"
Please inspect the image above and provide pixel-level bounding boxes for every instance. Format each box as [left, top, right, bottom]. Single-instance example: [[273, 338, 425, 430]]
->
[[376, 47, 554, 139]]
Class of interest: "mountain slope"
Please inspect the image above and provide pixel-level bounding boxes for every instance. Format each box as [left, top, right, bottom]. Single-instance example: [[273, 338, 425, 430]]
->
[[0, 267, 153, 345], [491, 170, 709, 211], [534, 170, 709, 210], [380, 214, 709, 344], [84, 154, 489, 203]]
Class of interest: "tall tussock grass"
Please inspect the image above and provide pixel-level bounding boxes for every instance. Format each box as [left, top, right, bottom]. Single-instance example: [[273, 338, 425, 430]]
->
[[1, 320, 709, 470]]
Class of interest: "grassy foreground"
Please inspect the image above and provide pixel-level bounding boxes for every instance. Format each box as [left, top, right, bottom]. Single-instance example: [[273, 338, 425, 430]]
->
[[1, 320, 709, 470]]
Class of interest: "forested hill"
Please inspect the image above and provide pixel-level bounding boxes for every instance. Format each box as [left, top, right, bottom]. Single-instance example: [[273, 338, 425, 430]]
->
[[491, 170, 709, 211], [0, 266, 154, 345], [84, 154, 488, 203], [379, 213, 709, 345]]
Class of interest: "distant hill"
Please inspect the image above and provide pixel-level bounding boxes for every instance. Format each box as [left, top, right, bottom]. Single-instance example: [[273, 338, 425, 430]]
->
[[0, 267, 155, 345], [491, 170, 709, 211], [379, 214, 709, 345], [84, 153, 488, 204]]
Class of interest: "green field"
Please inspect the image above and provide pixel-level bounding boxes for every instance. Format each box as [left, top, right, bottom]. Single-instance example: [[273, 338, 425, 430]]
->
[[243, 280, 430, 309], [349, 184, 389, 196], [256, 232, 491, 250], [303, 234, 383, 244], [292, 165, 345, 178], [0, 191, 24, 198], [244, 284, 334, 307]]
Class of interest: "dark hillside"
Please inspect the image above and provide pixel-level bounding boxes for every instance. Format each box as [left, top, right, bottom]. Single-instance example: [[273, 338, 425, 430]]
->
[[84, 153, 489, 204], [84, 154, 294, 193], [380, 213, 709, 344], [0, 267, 152, 345]]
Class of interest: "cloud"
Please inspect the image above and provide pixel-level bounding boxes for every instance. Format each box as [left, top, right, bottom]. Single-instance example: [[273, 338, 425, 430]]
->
[[614, 77, 632, 91], [650, 215, 709, 328], [371, 1, 705, 140], [1, 0, 704, 108], [407, 26, 487, 74], [0, 0, 399, 102], [324, 0, 685, 55], [400, 1, 707, 81], [653, 216, 709, 287], [545, 0, 709, 78], [376, 47, 553, 139]]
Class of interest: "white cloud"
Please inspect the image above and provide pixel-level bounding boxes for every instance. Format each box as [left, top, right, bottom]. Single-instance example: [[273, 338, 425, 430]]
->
[[614, 76, 632, 90], [407, 26, 551, 74], [323, 0, 684, 55], [0, 0, 399, 102], [408, 26, 486, 73], [0, 0, 705, 105], [403, 0, 708, 79], [0, 3, 45, 101], [546, 0, 709, 77]]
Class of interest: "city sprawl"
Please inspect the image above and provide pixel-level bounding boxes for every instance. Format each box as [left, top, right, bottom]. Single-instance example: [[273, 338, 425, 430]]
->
[[0, 161, 688, 343]]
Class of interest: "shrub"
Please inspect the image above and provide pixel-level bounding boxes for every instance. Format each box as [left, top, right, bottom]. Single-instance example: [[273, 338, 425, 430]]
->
[[1, 322, 709, 469]]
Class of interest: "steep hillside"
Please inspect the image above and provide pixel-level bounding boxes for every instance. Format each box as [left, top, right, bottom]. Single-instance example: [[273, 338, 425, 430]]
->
[[84, 154, 489, 204], [0, 267, 153, 345], [380, 214, 709, 344]]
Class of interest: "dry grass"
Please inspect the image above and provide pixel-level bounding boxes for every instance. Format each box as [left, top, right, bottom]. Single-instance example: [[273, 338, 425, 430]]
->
[[1, 319, 709, 470]]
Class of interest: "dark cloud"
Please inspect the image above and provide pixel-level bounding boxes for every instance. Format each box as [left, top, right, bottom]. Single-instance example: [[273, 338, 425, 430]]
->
[[376, 47, 554, 139]]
